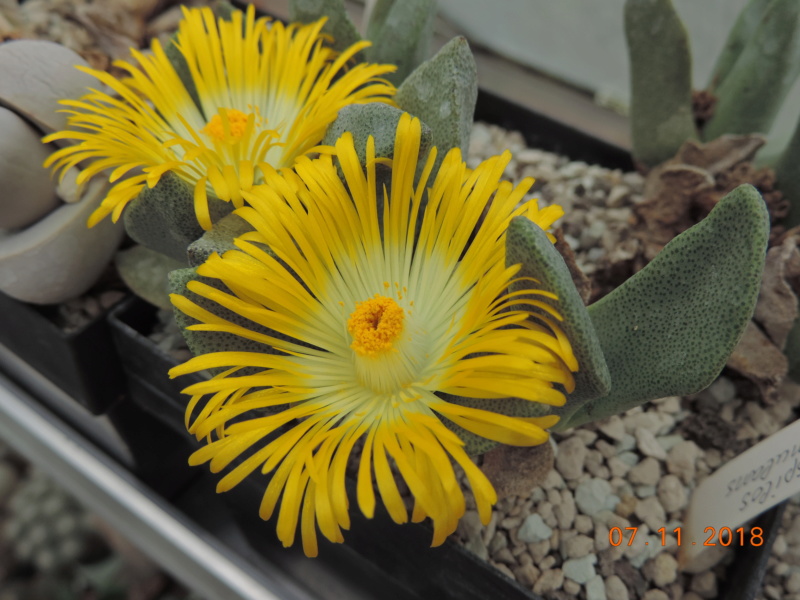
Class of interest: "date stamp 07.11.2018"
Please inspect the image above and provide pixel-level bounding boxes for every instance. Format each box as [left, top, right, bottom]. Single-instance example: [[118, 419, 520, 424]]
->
[[608, 525, 765, 548]]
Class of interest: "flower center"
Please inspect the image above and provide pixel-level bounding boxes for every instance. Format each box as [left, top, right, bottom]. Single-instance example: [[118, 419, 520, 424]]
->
[[201, 108, 251, 142], [348, 294, 405, 356]]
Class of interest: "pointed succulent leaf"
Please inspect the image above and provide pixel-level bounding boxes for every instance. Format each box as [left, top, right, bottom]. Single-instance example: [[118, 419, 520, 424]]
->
[[364, 0, 437, 85], [507, 216, 612, 417], [624, 0, 697, 167], [115, 245, 185, 310], [122, 173, 233, 263], [558, 184, 769, 430], [708, 0, 775, 91], [187, 212, 254, 267], [395, 36, 478, 172], [169, 266, 274, 361], [289, 0, 361, 53], [774, 110, 800, 227], [444, 214, 614, 455], [322, 103, 432, 198], [703, 0, 800, 140]]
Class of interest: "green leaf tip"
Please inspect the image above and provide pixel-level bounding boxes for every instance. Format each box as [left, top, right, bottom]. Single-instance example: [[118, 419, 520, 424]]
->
[[365, 0, 437, 85], [703, 0, 800, 140], [289, 0, 361, 53], [624, 0, 697, 167], [187, 212, 255, 267], [560, 184, 769, 430], [116, 245, 185, 310], [122, 172, 232, 263], [395, 36, 478, 172]]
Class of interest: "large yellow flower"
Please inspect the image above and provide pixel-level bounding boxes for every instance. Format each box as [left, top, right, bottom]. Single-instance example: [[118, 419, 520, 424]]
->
[[169, 114, 577, 557], [43, 5, 395, 229]]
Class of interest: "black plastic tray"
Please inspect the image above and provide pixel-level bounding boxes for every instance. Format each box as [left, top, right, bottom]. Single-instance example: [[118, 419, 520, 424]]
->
[[0, 290, 125, 414]]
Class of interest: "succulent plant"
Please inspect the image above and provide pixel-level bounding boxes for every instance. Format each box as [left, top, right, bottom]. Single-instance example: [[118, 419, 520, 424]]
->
[[0, 40, 124, 304], [166, 101, 768, 555], [4, 470, 96, 574]]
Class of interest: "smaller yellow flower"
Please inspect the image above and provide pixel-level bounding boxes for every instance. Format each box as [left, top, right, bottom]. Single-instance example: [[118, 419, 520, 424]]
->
[[44, 5, 396, 229], [169, 114, 577, 557]]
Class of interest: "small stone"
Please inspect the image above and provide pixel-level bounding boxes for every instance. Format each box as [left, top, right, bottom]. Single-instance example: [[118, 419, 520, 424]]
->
[[598, 416, 625, 441], [691, 571, 718, 599], [488, 531, 508, 555], [563, 534, 594, 559], [608, 457, 631, 478], [635, 496, 666, 531], [706, 377, 736, 403], [99, 290, 125, 309], [773, 534, 788, 556], [542, 469, 566, 490], [540, 555, 557, 571], [517, 514, 552, 543], [649, 552, 678, 586], [643, 591, 669, 600], [635, 427, 667, 460], [575, 478, 618, 516], [615, 493, 637, 518], [491, 561, 515, 579], [584, 574, 606, 600], [604, 575, 629, 600], [745, 402, 779, 436], [628, 457, 661, 486], [563, 579, 582, 595], [533, 569, 564, 594], [513, 563, 540, 587], [594, 523, 610, 553], [528, 540, 550, 563], [617, 433, 637, 452], [575, 514, 593, 534], [457, 510, 488, 560], [655, 396, 682, 414], [556, 437, 588, 480], [656, 434, 685, 453], [787, 571, 800, 593], [554, 490, 576, 529], [562, 554, 597, 584], [657, 475, 687, 512], [667, 441, 699, 483], [607, 185, 630, 208], [635, 485, 656, 498], [618, 451, 640, 467]]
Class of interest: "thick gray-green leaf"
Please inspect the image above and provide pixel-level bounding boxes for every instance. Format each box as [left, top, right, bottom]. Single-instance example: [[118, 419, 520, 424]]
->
[[703, 0, 800, 140], [365, 0, 436, 85], [115, 245, 184, 310], [624, 0, 697, 167], [507, 216, 612, 414], [322, 103, 432, 197], [187, 212, 254, 267], [442, 215, 613, 455], [289, 0, 361, 53], [123, 173, 232, 263], [169, 266, 274, 360], [395, 36, 477, 173], [708, 0, 775, 91], [558, 184, 769, 430]]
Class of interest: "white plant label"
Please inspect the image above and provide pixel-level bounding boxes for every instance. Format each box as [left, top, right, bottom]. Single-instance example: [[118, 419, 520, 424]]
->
[[678, 417, 800, 566]]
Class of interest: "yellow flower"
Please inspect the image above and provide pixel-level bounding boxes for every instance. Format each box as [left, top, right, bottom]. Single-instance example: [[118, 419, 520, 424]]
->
[[168, 114, 578, 557], [43, 5, 396, 229]]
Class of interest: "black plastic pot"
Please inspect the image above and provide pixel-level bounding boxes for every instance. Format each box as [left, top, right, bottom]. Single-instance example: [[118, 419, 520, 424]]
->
[[0, 290, 126, 414]]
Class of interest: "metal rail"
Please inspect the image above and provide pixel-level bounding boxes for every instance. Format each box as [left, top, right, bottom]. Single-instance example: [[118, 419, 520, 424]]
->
[[0, 370, 313, 600]]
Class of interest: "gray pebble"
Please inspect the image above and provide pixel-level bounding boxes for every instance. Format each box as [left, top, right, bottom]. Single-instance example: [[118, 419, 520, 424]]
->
[[517, 514, 552, 544], [562, 554, 597, 584]]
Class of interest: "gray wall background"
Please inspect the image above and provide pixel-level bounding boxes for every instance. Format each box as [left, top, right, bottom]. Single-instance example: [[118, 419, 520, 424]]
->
[[436, 0, 799, 161]]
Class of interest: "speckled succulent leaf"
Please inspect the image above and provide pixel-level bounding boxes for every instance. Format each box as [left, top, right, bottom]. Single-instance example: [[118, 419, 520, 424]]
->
[[559, 184, 769, 430], [364, 0, 436, 85], [322, 102, 432, 194], [624, 0, 697, 167], [703, 0, 800, 140], [169, 266, 274, 362], [708, 0, 775, 91], [507, 216, 612, 413], [122, 172, 232, 263], [289, 0, 361, 53], [774, 111, 800, 227], [187, 212, 254, 267], [395, 36, 477, 173], [115, 245, 184, 310]]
